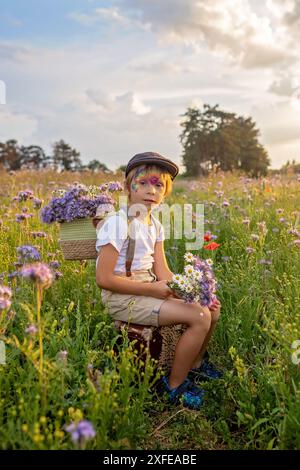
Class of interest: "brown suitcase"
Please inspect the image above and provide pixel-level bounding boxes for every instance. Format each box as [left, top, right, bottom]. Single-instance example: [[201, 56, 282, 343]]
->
[[113, 320, 186, 373]]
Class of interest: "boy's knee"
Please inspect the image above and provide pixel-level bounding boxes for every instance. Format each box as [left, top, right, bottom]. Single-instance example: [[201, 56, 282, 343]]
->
[[190, 305, 211, 332]]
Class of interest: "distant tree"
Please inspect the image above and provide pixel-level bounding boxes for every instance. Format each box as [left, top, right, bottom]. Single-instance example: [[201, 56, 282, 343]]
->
[[280, 159, 300, 174], [0, 139, 23, 170], [86, 159, 111, 173], [52, 139, 82, 171], [116, 164, 126, 173], [180, 104, 270, 177], [19, 145, 47, 170]]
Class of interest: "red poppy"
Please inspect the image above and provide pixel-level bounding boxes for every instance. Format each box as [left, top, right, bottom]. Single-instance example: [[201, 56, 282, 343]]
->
[[203, 242, 221, 250], [204, 233, 212, 241]]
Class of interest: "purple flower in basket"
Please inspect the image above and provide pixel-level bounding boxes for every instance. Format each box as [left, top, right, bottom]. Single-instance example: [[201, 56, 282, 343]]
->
[[40, 183, 120, 224]]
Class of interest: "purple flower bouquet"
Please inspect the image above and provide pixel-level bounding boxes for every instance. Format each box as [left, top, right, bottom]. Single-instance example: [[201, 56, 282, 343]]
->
[[40, 182, 123, 260], [167, 252, 218, 307]]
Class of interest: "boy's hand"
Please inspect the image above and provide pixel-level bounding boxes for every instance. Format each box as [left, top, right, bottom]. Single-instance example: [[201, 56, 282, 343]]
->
[[150, 280, 174, 299], [208, 298, 221, 313]]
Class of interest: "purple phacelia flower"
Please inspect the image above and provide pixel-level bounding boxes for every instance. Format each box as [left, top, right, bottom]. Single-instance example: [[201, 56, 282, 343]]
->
[[33, 198, 43, 209], [49, 260, 60, 269], [25, 324, 38, 335], [17, 245, 41, 262], [107, 181, 123, 192], [65, 420, 96, 444], [40, 184, 117, 224], [16, 213, 33, 223], [242, 219, 251, 227], [0, 284, 12, 311], [251, 234, 259, 241], [20, 262, 53, 288], [30, 231, 47, 238], [17, 190, 34, 202]]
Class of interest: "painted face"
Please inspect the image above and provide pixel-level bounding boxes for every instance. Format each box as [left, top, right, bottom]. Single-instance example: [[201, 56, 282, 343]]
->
[[130, 168, 165, 193]]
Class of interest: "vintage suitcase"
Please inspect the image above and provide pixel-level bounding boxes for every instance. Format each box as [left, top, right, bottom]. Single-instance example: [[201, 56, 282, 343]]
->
[[113, 320, 186, 373]]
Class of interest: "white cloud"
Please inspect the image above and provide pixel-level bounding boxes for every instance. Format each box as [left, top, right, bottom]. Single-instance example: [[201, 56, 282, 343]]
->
[[0, 42, 32, 63], [2, 1, 300, 170], [86, 89, 151, 115], [269, 73, 300, 97], [0, 106, 38, 142], [120, 0, 296, 68], [69, 6, 151, 31]]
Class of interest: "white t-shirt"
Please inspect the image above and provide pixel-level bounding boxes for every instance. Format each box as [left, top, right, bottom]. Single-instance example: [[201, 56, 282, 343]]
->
[[95, 207, 165, 273]]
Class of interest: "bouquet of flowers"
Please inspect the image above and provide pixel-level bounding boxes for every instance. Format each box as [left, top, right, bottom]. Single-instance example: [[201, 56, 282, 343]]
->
[[167, 252, 218, 306], [40, 183, 123, 224], [39, 182, 123, 260]]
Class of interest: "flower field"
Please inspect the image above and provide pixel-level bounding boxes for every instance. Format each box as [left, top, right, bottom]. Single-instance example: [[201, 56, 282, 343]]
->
[[0, 168, 299, 450]]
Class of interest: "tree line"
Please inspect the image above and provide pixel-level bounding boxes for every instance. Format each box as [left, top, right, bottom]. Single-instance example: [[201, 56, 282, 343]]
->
[[0, 139, 112, 173], [1, 104, 297, 176]]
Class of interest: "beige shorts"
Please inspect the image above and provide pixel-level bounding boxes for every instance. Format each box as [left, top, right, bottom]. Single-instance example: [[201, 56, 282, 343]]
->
[[100, 268, 167, 327]]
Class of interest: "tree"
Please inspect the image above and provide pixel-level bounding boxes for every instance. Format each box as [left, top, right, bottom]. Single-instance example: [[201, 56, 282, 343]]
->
[[52, 139, 82, 171], [86, 159, 111, 173], [0, 139, 23, 170], [19, 145, 47, 170], [180, 104, 270, 177], [116, 164, 127, 173]]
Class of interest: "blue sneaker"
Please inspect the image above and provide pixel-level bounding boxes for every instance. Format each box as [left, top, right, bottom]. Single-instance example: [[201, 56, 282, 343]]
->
[[161, 375, 205, 410], [189, 358, 223, 381]]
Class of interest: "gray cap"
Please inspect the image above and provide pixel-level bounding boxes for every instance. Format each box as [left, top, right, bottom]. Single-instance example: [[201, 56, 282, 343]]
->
[[125, 151, 179, 180]]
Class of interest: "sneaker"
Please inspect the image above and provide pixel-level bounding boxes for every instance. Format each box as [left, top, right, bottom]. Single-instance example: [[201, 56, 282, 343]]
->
[[188, 358, 223, 381], [161, 375, 205, 410]]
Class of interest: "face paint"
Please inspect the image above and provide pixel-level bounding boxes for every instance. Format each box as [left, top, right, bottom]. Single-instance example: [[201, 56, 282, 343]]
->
[[130, 167, 165, 194]]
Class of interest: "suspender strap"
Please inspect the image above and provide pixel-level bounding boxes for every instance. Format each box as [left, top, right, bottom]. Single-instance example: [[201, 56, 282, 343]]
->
[[125, 235, 135, 277], [125, 212, 135, 277]]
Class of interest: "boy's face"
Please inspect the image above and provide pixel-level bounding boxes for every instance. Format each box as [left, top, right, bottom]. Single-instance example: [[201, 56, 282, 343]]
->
[[129, 167, 166, 208]]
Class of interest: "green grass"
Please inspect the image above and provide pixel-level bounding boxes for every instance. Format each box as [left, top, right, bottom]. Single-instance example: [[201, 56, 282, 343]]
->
[[0, 169, 299, 449]]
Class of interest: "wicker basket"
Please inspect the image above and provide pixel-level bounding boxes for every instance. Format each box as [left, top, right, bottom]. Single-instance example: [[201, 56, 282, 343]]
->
[[59, 218, 98, 260]]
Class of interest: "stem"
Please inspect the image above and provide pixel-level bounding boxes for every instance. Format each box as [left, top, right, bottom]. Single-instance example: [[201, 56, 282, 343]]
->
[[36, 284, 45, 403]]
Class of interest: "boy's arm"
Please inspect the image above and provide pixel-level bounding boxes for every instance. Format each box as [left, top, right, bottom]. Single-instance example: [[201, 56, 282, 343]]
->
[[96, 243, 155, 296], [153, 241, 174, 282]]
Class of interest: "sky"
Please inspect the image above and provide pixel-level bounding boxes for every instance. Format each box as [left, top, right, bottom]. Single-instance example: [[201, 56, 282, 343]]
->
[[0, 0, 300, 171]]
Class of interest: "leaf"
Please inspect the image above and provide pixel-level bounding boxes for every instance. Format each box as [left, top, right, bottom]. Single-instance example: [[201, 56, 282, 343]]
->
[[250, 418, 269, 431]]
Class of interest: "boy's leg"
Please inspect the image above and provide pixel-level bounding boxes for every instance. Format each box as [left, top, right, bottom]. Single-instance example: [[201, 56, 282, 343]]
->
[[190, 321, 217, 368], [190, 304, 221, 368], [158, 299, 211, 389]]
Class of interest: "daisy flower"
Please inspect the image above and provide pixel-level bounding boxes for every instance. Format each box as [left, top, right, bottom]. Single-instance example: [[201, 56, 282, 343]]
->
[[205, 259, 214, 266], [184, 265, 195, 276], [184, 252, 195, 263]]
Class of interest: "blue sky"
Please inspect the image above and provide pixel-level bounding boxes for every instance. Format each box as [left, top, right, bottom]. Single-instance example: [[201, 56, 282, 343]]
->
[[1, 0, 300, 170]]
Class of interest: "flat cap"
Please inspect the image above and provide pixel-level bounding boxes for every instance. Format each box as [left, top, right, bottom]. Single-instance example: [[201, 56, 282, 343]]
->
[[125, 151, 179, 180]]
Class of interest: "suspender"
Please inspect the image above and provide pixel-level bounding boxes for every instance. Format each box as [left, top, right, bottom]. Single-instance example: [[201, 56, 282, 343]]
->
[[125, 230, 135, 277], [96, 208, 156, 277], [96, 208, 136, 277]]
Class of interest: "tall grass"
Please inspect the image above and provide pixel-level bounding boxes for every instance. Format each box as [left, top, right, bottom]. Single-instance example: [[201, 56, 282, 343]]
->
[[0, 169, 299, 449]]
